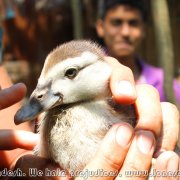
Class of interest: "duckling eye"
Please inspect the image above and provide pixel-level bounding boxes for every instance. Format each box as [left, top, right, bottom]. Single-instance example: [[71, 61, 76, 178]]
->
[[65, 67, 78, 79]]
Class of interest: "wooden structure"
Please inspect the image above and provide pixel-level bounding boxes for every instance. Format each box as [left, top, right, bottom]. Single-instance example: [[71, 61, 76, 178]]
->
[[1, 0, 180, 96]]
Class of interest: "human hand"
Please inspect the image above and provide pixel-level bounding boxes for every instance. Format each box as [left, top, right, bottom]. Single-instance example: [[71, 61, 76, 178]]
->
[[105, 56, 179, 155], [10, 57, 179, 179], [79, 123, 179, 180], [0, 83, 38, 150], [0, 83, 39, 169], [88, 63, 179, 179], [13, 124, 179, 180]]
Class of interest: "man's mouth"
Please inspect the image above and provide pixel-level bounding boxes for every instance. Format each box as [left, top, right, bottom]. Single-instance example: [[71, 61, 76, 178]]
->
[[115, 42, 132, 49]]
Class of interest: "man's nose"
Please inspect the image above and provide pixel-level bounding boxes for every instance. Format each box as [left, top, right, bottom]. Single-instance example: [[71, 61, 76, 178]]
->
[[121, 23, 130, 37]]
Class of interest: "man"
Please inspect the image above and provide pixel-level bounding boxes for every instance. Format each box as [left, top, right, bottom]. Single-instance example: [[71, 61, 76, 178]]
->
[[96, 0, 180, 103]]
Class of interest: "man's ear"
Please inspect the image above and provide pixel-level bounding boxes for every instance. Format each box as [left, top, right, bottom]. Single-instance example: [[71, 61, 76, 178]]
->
[[96, 19, 105, 38]]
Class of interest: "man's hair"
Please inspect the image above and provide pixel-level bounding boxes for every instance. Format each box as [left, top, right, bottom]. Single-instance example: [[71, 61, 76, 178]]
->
[[98, 0, 148, 22]]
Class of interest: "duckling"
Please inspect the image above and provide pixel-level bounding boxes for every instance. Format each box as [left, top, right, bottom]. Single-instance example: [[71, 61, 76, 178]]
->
[[14, 40, 136, 173]]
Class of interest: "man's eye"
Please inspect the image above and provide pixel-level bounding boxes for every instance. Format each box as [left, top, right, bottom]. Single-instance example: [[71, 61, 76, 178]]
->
[[129, 20, 140, 27], [110, 19, 122, 26], [64, 67, 78, 79]]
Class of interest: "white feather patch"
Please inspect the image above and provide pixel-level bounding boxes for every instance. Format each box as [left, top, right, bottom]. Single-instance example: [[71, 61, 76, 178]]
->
[[45, 51, 98, 80]]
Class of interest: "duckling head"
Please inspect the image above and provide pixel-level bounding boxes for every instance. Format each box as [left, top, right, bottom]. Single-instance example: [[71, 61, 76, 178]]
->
[[14, 40, 112, 125]]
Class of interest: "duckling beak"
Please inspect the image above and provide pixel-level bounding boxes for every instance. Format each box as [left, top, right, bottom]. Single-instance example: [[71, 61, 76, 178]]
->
[[14, 90, 63, 125]]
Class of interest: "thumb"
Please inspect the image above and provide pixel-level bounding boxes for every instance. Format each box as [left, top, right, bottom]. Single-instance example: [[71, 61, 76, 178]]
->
[[76, 123, 134, 180]]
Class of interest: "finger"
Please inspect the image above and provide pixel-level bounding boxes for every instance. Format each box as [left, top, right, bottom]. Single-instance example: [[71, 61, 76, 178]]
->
[[154, 151, 179, 180], [0, 83, 27, 110], [135, 84, 162, 138], [155, 102, 179, 155], [105, 57, 137, 104], [13, 155, 70, 180], [76, 123, 134, 180], [119, 130, 156, 180], [0, 130, 39, 150]]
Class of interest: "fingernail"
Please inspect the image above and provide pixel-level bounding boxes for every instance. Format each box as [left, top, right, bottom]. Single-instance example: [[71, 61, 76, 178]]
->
[[136, 131, 155, 154], [115, 81, 136, 97], [167, 155, 179, 173], [116, 124, 133, 147]]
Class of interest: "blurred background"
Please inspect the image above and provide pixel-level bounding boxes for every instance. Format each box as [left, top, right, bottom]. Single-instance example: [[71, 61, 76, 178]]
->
[[0, 0, 179, 96]]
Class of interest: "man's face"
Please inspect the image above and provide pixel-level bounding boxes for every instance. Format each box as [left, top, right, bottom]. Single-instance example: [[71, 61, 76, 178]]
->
[[96, 5, 145, 58]]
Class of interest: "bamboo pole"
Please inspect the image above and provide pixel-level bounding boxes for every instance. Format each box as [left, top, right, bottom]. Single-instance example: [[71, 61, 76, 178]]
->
[[151, 0, 177, 106], [70, 0, 83, 39]]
